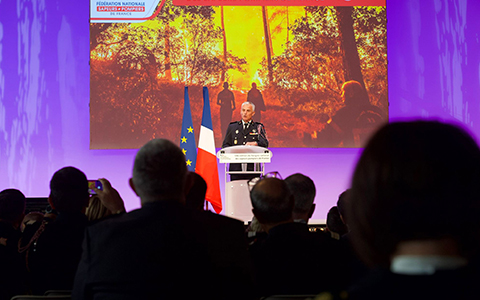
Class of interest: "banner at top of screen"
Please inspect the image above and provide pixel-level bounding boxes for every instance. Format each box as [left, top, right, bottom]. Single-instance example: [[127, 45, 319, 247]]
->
[[90, 0, 164, 23], [174, 0, 385, 6], [90, 0, 384, 23]]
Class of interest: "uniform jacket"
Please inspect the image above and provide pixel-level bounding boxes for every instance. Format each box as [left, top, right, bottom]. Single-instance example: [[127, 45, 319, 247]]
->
[[221, 121, 268, 174], [222, 121, 268, 148]]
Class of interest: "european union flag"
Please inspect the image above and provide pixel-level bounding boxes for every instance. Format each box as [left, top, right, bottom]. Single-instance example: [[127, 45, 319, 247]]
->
[[180, 87, 197, 171]]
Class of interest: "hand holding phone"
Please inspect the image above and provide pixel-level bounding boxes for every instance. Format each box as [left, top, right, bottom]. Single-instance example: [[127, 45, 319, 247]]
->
[[94, 178, 125, 214], [88, 180, 103, 195]]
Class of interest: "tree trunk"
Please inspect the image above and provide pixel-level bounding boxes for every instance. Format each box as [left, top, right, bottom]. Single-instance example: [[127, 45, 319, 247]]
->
[[164, 23, 172, 80], [336, 6, 365, 88], [221, 6, 227, 82], [262, 6, 273, 84], [286, 7, 289, 44]]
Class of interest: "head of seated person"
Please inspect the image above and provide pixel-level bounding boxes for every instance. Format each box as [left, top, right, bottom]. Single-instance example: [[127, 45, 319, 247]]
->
[[49, 167, 89, 214], [250, 177, 294, 232], [284, 173, 316, 223], [326, 206, 348, 238], [185, 172, 207, 210], [129, 138, 188, 205], [348, 120, 480, 269], [336, 189, 350, 229], [0, 188, 26, 229]]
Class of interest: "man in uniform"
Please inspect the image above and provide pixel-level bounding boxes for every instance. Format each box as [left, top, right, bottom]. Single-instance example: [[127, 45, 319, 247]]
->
[[222, 101, 268, 180]]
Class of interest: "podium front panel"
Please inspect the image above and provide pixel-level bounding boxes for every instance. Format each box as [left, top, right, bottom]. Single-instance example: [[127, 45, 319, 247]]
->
[[225, 180, 253, 223]]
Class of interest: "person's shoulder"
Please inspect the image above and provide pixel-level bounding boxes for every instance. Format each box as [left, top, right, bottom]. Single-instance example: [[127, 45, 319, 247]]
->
[[208, 211, 244, 228], [363, 104, 386, 119], [88, 210, 126, 226], [86, 207, 142, 232], [229, 121, 242, 126], [253, 122, 267, 132], [189, 209, 244, 229], [86, 213, 123, 233]]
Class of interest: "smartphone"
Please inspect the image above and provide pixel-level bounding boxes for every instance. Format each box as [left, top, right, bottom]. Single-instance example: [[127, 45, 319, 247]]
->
[[88, 180, 103, 195]]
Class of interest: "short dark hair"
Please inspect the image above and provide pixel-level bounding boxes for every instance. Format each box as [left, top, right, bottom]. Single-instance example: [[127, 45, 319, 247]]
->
[[0, 189, 26, 223], [284, 173, 316, 214], [49, 167, 89, 213], [336, 189, 350, 224], [250, 178, 294, 224], [349, 121, 480, 267], [326, 206, 348, 236], [132, 139, 187, 202]]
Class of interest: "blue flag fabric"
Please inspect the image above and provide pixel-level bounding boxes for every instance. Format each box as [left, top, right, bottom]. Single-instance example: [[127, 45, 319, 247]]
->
[[201, 87, 213, 130], [180, 87, 197, 171]]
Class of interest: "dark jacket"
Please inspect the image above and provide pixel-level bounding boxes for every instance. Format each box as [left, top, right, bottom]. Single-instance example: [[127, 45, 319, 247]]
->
[[73, 200, 254, 300]]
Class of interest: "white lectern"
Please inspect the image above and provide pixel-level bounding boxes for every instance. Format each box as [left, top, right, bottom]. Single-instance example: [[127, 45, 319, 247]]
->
[[217, 146, 272, 222]]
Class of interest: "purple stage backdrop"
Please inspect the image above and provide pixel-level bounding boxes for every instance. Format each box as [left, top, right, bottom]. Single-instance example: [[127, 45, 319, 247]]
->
[[1, 0, 479, 222]]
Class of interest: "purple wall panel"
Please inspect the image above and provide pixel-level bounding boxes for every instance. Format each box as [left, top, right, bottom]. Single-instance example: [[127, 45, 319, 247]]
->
[[388, 1, 480, 135], [1, 0, 479, 221]]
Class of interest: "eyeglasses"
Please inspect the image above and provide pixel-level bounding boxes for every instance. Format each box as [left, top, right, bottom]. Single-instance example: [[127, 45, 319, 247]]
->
[[247, 171, 283, 191]]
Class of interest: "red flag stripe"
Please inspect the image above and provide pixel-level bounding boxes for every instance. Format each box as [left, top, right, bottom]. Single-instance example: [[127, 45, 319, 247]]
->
[[196, 147, 222, 213]]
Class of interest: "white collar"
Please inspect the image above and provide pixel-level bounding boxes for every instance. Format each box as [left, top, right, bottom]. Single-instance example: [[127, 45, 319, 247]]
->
[[242, 120, 253, 128], [390, 255, 468, 275]]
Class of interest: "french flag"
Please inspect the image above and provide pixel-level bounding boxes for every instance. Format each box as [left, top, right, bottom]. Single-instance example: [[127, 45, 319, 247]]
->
[[196, 87, 222, 213]]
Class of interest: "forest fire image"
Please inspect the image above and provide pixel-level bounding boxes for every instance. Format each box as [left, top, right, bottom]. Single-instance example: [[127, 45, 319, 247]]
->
[[90, 1, 387, 149]]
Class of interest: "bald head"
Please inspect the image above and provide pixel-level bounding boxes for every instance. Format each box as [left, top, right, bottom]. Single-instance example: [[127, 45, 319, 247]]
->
[[131, 139, 187, 204], [250, 178, 294, 226]]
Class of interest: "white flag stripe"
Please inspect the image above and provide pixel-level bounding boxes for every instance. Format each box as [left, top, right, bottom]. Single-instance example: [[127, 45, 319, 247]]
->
[[198, 125, 216, 155]]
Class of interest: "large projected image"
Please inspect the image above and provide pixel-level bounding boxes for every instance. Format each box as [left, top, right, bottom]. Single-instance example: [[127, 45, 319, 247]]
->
[[90, 0, 387, 149]]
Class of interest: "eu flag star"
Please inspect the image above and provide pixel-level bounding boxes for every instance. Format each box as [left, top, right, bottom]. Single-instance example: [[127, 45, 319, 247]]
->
[[181, 136, 187, 143], [187, 126, 194, 133], [186, 159, 192, 166], [182, 148, 187, 155]]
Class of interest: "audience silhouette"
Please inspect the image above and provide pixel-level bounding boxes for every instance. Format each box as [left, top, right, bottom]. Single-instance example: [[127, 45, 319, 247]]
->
[[73, 139, 253, 299], [0, 189, 29, 299], [5, 120, 480, 300], [346, 121, 480, 300], [249, 177, 346, 296], [26, 167, 91, 295]]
